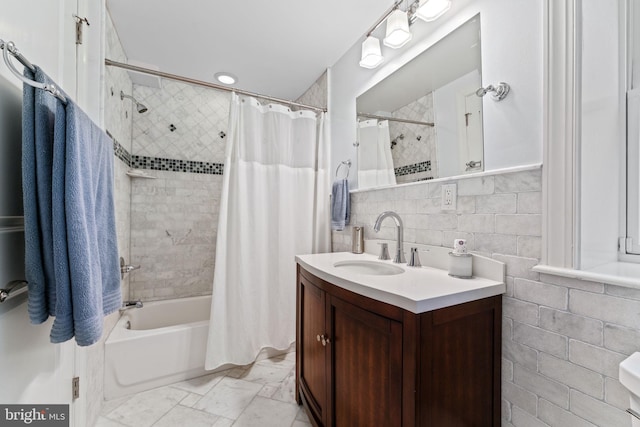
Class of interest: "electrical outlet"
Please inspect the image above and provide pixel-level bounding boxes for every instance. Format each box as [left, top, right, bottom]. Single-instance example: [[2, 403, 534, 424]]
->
[[441, 184, 457, 211]]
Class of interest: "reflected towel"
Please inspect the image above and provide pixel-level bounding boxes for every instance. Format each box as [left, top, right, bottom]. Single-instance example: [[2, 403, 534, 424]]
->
[[49, 100, 121, 346], [22, 66, 60, 323], [331, 179, 350, 231]]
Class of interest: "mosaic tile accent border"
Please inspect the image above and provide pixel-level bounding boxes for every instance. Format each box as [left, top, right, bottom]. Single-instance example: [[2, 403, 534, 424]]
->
[[131, 156, 224, 175], [108, 131, 224, 175], [112, 138, 132, 167], [395, 160, 431, 177]]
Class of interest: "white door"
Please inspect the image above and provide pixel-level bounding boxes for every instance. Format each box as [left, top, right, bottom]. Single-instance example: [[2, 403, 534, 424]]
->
[[0, 0, 79, 423], [460, 91, 483, 173]]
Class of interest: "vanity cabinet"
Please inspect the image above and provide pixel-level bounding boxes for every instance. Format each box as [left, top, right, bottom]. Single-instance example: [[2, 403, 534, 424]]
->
[[296, 265, 501, 427]]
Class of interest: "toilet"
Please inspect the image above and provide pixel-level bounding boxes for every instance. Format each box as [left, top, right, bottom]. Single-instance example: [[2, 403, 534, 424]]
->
[[620, 352, 640, 426]]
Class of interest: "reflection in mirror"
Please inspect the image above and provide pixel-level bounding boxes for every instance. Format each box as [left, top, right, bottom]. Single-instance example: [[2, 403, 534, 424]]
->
[[356, 14, 482, 189]]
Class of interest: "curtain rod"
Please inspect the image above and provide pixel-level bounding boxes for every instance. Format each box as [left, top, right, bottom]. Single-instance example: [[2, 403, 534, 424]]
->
[[357, 112, 434, 127], [105, 59, 327, 113]]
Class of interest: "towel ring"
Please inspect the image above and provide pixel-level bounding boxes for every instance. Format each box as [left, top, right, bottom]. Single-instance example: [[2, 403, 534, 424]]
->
[[335, 160, 351, 179]]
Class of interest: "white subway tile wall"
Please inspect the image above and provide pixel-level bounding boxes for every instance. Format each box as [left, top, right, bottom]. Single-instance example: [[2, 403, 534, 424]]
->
[[334, 168, 637, 427], [129, 171, 223, 301]]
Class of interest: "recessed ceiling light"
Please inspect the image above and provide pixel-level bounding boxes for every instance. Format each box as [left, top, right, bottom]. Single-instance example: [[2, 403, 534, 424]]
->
[[215, 72, 237, 85]]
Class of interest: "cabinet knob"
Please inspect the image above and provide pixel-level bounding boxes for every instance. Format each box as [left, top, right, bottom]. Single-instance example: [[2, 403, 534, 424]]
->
[[317, 334, 321, 342], [320, 334, 331, 346]]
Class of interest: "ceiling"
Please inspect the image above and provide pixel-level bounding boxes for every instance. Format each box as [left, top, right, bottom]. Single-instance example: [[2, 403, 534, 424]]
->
[[106, 0, 395, 102]]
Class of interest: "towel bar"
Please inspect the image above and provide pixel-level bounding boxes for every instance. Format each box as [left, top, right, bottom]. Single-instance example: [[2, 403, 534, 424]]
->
[[0, 280, 28, 303]]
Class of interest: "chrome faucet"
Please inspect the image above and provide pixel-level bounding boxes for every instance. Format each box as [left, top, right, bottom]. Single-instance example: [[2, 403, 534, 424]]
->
[[373, 211, 406, 263]]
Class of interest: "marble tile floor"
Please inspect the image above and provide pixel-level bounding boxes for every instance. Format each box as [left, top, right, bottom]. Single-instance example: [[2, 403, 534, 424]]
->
[[96, 352, 311, 427]]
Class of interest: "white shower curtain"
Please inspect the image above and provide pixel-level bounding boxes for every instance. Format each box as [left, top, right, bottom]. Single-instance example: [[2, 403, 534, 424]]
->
[[205, 94, 330, 370], [357, 119, 396, 189]]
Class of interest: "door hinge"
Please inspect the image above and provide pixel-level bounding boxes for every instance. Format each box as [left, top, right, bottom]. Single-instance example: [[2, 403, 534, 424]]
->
[[72, 376, 80, 400], [73, 15, 91, 45]]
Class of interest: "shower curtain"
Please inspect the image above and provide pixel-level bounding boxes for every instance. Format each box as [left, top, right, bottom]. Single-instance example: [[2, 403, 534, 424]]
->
[[205, 94, 330, 370], [357, 119, 396, 189]]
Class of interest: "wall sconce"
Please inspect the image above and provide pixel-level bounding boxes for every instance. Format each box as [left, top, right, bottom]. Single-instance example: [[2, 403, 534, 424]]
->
[[476, 82, 511, 101], [414, 0, 452, 22], [359, 36, 384, 69], [383, 9, 412, 49]]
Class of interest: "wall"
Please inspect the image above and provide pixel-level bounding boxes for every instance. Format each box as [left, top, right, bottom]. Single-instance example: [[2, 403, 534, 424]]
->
[[334, 167, 636, 426], [127, 80, 228, 301], [329, 0, 543, 190]]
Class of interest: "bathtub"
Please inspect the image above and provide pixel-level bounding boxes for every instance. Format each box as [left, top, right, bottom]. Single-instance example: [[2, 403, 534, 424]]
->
[[104, 295, 212, 400]]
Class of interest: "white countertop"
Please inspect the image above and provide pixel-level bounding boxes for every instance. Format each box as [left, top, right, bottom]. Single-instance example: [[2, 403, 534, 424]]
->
[[296, 251, 506, 314]]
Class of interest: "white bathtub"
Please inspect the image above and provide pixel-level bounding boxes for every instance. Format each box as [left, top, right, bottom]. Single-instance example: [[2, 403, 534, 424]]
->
[[104, 295, 212, 400]]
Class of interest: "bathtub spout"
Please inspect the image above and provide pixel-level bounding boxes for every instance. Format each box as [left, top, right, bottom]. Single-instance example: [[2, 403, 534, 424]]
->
[[120, 300, 143, 311]]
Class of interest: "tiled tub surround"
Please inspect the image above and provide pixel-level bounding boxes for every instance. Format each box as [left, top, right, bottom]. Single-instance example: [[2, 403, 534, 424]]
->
[[129, 170, 223, 301], [132, 79, 231, 163], [333, 166, 638, 427], [389, 92, 436, 183]]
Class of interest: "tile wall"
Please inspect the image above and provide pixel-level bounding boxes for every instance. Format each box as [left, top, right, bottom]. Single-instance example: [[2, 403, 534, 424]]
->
[[127, 80, 228, 301], [295, 71, 327, 110], [389, 93, 436, 183], [87, 11, 134, 427], [333, 167, 637, 427]]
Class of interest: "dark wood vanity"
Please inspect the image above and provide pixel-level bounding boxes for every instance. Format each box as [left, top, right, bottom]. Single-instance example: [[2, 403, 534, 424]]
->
[[296, 264, 501, 427]]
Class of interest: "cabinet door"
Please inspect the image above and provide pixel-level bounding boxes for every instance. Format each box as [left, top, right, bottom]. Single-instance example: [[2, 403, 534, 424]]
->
[[298, 275, 328, 425], [419, 297, 501, 427], [329, 296, 403, 427]]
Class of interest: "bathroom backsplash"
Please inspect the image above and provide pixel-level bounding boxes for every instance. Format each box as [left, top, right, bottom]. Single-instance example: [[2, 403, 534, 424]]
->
[[333, 167, 542, 257], [334, 166, 637, 426]]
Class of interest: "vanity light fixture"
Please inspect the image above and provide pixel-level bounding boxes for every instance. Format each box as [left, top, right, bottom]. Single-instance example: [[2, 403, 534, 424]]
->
[[384, 9, 412, 49], [214, 72, 237, 85], [415, 0, 451, 22], [359, 0, 452, 69], [359, 36, 384, 69]]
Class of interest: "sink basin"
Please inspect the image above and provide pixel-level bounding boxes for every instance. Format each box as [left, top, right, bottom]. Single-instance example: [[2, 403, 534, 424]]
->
[[333, 260, 405, 276]]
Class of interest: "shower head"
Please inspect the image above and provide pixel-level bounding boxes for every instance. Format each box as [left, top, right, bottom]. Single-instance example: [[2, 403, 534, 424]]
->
[[120, 91, 148, 114]]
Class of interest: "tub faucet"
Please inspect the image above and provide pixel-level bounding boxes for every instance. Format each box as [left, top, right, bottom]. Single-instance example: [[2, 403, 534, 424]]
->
[[121, 300, 143, 310], [373, 211, 406, 263]]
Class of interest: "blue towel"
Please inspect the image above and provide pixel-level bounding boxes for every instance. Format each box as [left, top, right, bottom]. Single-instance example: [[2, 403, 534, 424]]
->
[[22, 66, 59, 323], [331, 179, 350, 231], [49, 100, 121, 346]]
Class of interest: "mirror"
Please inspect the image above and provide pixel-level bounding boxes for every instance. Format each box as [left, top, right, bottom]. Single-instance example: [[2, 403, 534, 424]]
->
[[356, 15, 483, 189]]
